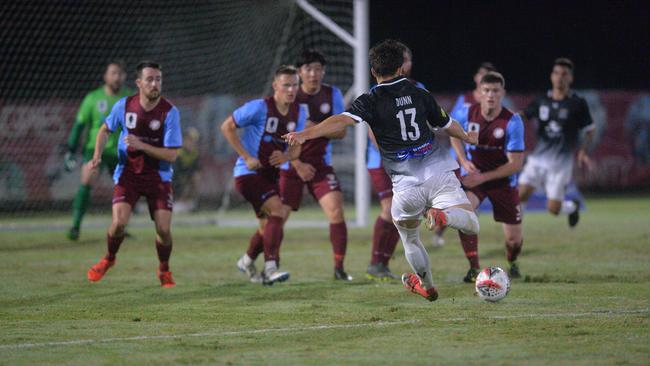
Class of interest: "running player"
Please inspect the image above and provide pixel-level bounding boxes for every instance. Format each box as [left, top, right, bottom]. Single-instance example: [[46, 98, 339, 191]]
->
[[519, 58, 595, 227], [285, 40, 480, 302], [450, 72, 525, 280], [279, 50, 351, 281], [365, 43, 423, 281], [64, 60, 131, 240], [221, 65, 306, 285], [86, 61, 182, 287]]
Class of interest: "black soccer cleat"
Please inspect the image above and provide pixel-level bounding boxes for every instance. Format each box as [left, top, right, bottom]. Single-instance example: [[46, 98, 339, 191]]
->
[[508, 261, 521, 279], [67, 227, 80, 241], [568, 199, 580, 228], [463, 267, 480, 283], [334, 268, 353, 281]]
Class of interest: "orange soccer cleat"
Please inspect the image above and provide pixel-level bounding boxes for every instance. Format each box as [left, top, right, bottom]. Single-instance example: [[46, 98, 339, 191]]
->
[[424, 208, 447, 232], [157, 270, 176, 288], [401, 273, 438, 302], [87, 258, 115, 282]]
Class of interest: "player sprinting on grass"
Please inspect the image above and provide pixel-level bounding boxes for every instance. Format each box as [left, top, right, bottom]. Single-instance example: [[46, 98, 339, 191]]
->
[[449, 72, 526, 280], [221, 65, 306, 285], [64, 60, 131, 241], [279, 50, 352, 281], [86, 61, 182, 288], [519, 58, 595, 227], [285, 40, 480, 302], [365, 43, 424, 281]]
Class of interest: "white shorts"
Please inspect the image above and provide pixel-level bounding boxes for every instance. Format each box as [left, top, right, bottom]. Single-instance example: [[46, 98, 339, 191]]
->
[[391, 170, 470, 222], [518, 155, 573, 201]]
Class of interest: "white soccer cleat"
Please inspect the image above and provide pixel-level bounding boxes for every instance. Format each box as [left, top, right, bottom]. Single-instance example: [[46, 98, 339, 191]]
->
[[237, 255, 262, 283], [262, 268, 290, 286], [431, 233, 445, 249]]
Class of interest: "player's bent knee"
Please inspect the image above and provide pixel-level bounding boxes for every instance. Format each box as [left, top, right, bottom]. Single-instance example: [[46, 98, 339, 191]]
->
[[394, 219, 420, 229]]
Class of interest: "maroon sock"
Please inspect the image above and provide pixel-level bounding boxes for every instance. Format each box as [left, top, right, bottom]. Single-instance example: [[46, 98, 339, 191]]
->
[[263, 216, 284, 262], [246, 231, 264, 260], [104, 233, 125, 261], [506, 240, 523, 262], [330, 222, 347, 269], [381, 220, 400, 266], [155, 240, 172, 272], [459, 232, 480, 269], [370, 217, 385, 265]]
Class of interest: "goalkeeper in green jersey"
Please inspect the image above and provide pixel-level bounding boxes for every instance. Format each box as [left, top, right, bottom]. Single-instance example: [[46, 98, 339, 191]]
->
[[64, 60, 131, 240]]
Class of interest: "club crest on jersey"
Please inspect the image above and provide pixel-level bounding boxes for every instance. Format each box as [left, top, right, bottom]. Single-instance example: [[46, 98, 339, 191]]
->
[[97, 100, 108, 114], [287, 121, 296, 132], [493, 127, 505, 139], [539, 105, 550, 121], [125, 112, 137, 129], [320, 103, 331, 114], [149, 119, 161, 131]]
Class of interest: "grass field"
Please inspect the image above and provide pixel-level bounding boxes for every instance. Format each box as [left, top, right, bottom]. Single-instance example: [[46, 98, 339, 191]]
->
[[1, 196, 649, 365]]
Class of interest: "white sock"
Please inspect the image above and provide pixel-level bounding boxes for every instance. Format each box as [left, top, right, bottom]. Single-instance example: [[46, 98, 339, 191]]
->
[[264, 260, 277, 273], [443, 207, 480, 235], [242, 254, 253, 266], [560, 200, 577, 215], [395, 224, 435, 289]]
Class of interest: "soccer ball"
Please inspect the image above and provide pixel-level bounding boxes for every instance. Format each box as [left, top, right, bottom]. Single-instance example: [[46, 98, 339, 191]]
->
[[475, 267, 510, 302]]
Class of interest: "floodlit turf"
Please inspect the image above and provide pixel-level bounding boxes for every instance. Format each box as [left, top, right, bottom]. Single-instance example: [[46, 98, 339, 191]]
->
[[0, 197, 649, 365]]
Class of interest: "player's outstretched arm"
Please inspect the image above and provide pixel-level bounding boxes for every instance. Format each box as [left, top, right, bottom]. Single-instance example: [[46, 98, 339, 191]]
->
[[90, 124, 110, 170], [220, 115, 261, 169], [450, 136, 478, 173], [444, 119, 478, 145], [284, 114, 355, 146]]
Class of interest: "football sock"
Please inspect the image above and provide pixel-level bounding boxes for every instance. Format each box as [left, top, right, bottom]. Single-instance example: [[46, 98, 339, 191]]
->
[[371, 217, 392, 264], [443, 207, 480, 235], [72, 184, 91, 229], [155, 240, 172, 272], [506, 240, 523, 262], [263, 216, 284, 262], [330, 222, 347, 269], [246, 231, 264, 260], [560, 200, 577, 215], [104, 233, 124, 261], [381, 221, 400, 266], [265, 260, 278, 274], [459, 232, 480, 269], [395, 224, 435, 289]]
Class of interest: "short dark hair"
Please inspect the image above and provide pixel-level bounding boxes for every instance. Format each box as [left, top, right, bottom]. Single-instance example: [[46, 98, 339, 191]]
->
[[136, 61, 161, 78], [274, 64, 298, 78], [477, 62, 497, 73], [105, 59, 126, 73], [369, 39, 406, 77], [480, 71, 506, 88], [554, 57, 574, 72], [297, 49, 326, 68]]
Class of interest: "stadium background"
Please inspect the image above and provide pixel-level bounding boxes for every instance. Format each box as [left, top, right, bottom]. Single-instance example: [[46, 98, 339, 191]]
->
[[0, 0, 648, 215]]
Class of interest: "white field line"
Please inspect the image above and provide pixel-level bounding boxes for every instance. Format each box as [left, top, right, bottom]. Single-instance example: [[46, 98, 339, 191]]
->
[[1, 308, 647, 350]]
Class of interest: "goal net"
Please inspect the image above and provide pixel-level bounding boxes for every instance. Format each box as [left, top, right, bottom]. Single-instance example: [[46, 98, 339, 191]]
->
[[0, 0, 362, 224]]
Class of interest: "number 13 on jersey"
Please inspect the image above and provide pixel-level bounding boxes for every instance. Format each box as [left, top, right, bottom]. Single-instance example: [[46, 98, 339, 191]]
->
[[396, 108, 420, 141]]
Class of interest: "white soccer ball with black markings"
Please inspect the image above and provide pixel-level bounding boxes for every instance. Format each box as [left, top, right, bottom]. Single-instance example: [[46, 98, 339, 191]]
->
[[475, 267, 510, 302]]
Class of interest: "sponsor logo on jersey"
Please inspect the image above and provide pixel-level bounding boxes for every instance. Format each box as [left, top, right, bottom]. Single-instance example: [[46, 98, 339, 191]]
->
[[320, 103, 331, 114], [539, 105, 550, 121], [149, 119, 161, 131], [125, 112, 137, 129], [97, 100, 108, 114], [493, 127, 505, 139], [395, 140, 433, 161]]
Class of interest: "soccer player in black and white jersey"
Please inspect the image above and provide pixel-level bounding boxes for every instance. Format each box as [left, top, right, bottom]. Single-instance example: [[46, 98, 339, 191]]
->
[[519, 58, 595, 227], [285, 40, 479, 302]]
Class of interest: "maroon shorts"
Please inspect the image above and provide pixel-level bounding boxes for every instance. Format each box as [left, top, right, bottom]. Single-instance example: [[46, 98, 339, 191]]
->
[[235, 172, 279, 218], [467, 184, 522, 224], [368, 168, 393, 200], [280, 165, 341, 210], [113, 174, 173, 220]]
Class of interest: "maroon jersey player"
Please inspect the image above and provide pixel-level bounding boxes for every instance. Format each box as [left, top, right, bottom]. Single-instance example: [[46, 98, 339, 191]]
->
[[279, 50, 352, 281], [87, 61, 183, 287], [449, 71, 526, 281]]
